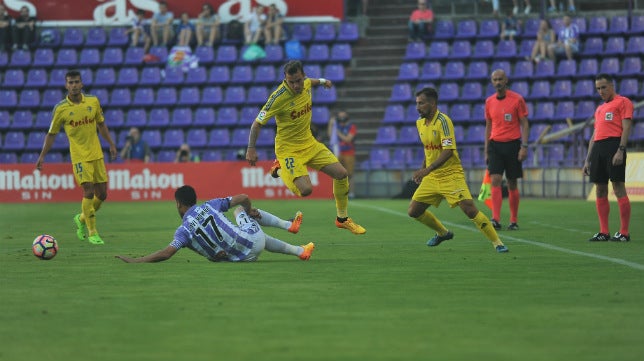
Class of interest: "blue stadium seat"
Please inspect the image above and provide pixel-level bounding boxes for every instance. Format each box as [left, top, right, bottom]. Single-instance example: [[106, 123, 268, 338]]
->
[[427, 41, 449, 60], [625, 36, 644, 55], [555, 101, 575, 122], [586, 16, 608, 36], [11, 110, 34, 130], [148, 46, 168, 64], [156, 150, 176, 162], [171, 107, 193, 128], [461, 82, 483, 103], [116, 67, 139, 87], [389, 83, 413, 103], [528, 80, 551, 101], [178, 86, 200, 107], [262, 44, 284, 63], [0, 110, 10, 129], [572, 80, 595, 100], [450, 103, 471, 123], [478, 19, 499, 39], [534, 59, 555, 79], [110, 87, 132, 108], [433, 19, 454, 40], [556, 59, 576, 78], [552, 80, 572, 99], [33, 48, 55, 68], [194, 45, 215, 65], [201, 86, 224, 106], [230, 64, 253, 84], [35, 111, 51, 129], [104, 109, 124, 129], [208, 65, 230, 85], [604, 36, 625, 56], [517, 39, 535, 60], [0, 152, 18, 163], [155, 87, 177, 106], [52, 132, 69, 151], [132, 88, 154, 107], [495, 39, 516, 60], [330, 43, 351, 62], [85, 27, 107, 48], [230, 128, 251, 147], [193, 107, 216, 127], [215, 45, 237, 63], [9, 49, 31, 68], [125, 108, 147, 128], [78, 48, 101, 67], [311, 106, 329, 126], [532, 102, 555, 123], [599, 57, 620, 74], [162, 129, 185, 149], [124, 46, 145, 65], [512, 60, 534, 80], [618, 78, 639, 98], [397, 62, 419, 81], [463, 125, 485, 144], [397, 126, 418, 145], [442, 61, 465, 80], [3, 131, 25, 151], [314, 86, 337, 104], [521, 18, 540, 39], [466, 61, 488, 81], [201, 150, 223, 161], [448, 40, 471, 60], [619, 57, 642, 77], [404, 42, 426, 60], [490, 60, 511, 76], [162, 66, 184, 86], [374, 125, 397, 145], [324, 63, 345, 83], [186, 128, 208, 148], [314, 23, 336, 43], [223, 86, 246, 105], [139, 67, 161, 86], [41, 89, 62, 109], [247, 86, 269, 105], [18, 89, 40, 109], [147, 108, 170, 128], [382, 104, 405, 124], [577, 58, 598, 79], [304, 64, 321, 78], [631, 15, 644, 34], [185, 66, 207, 85], [336, 22, 359, 42], [94, 68, 116, 87], [62, 28, 84, 48], [102, 47, 124, 66], [2, 69, 24, 88], [142, 129, 162, 149], [307, 43, 330, 63], [256, 127, 276, 147], [208, 128, 230, 147], [107, 27, 129, 47], [254, 64, 277, 84], [454, 19, 477, 40], [291, 23, 313, 42], [216, 106, 238, 127], [582, 37, 603, 57]]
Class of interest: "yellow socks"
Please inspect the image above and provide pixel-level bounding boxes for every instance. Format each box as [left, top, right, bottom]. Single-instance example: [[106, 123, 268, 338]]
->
[[81, 197, 97, 236], [333, 177, 349, 218], [415, 211, 449, 235], [471, 211, 504, 247]]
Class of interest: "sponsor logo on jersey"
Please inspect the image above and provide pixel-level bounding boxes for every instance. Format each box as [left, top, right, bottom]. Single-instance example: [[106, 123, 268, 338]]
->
[[441, 138, 453, 147], [290, 103, 312, 120]]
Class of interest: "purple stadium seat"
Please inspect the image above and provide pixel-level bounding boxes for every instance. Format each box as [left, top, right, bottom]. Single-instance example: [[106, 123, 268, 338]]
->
[[292, 23, 313, 42], [155, 87, 177, 106], [193, 107, 216, 127], [556, 59, 577, 78], [124, 46, 145, 65], [419, 61, 441, 81], [532, 102, 555, 122], [365, 148, 390, 170], [550, 123, 572, 142], [51, 132, 70, 151], [62, 28, 84, 47], [314, 86, 337, 104], [2, 69, 24, 88], [208, 128, 230, 147], [620, 57, 642, 77], [455, 19, 477, 40], [404, 42, 426, 60], [427, 41, 449, 60], [534, 59, 555, 79], [572, 80, 595, 100], [330, 43, 351, 62], [478, 19, 499, 39], [178, 86, 200, 107], [528, 80, 550, 101], [78, 48, 101, 68], [230, 64, 253, 84], [185, 66, 207, 85], [201, 150, 223, 161], [230, 128, 251, 147], [0, 110, 9, 129], [3, 131, 25, 150], [304, 64, 321, 78], [78, 68, 94, 87], [599, 57, 620, 74], [466, 61, 488, 81], [262, 44, 284, 63], [389, 83, 413, 103], [223, 86, 245, 105], [9, 49, 31, 68], [406, 104, 420, 121], [116, 67, 139, 87], [147, 108, 170, 128], [314, 23, 336, 42], [132, 87, 154, 107], [0, 152, 18, 163], [450, 103, 471, 123], [517, 39, 535, 59], [44, 152, 64, 163], [307, 43, 330, 63], [337, 22, 359, 42], [38, 29, 61, 48], [577, 59, 598, 79], [256, 127, 276, 147], [0, 51, 7, 68], [521, 18, 540, 39], [443, 61, 465, 80], [398, 62, 419, 81], [148, 46, 168, 63], [587, 16, 608, 36], [141, 129, 162, 149], [310, 106, 329, 126], [155, 150, 176, 162], [625, 36, 644, 55], [171, 107, 193, 128], [610, 16, 629, 35], [139, 67, 161, 86], [208, 65, 230, 85], [463, 125, 485, 144], [631, 15, 644, 34], [555, 101, 575, 121], [461, 82, 483, 102], [85, 27, 107, 48], [110, 87, 131, 107], [11, 110, 33, 130], [162, 129, 185, 149], [448, 40, 471, 60], [490, 60, 511, 76], [471, 103, 486, 121], [253, 64, 277, 84], [125, 108, 147, 128], [382, 104, 405, 124], [19, 152, 39, 163], [618, 78, 639, 97], [36, 111, 53, 129], [247, 86, 269, 105], [630, 122, 644, 142], [18, 89, 40, 109], [104, 109, 124, 129], [324, 63, 345, 83], [512, 60, 533, 80], [453, 125, 465, 143], [439, 82, 459, 102], [552, 80, 572, 99], [510, 81, 529, 98], [374, 125, 397, 145], [32, 48, 55, 68], [94, 68, 116, 87], [186, 128, 208, 148], [102, 47, 124, 66], [107, 27, 129, 47], [391, 148, 413, 169], [397, 126, 419, 145], [201, 86, 224, 106], [194, 46, 215, 65], [433, 19, 454, 40], [604, 37, 625, 56], [40, 88, 61, 109], [215, 45, 237, 63], [494, 39, 516, 60], [582, 37, 603, 56], [216, 106, 238, 127], [162, 66, 184, 86]]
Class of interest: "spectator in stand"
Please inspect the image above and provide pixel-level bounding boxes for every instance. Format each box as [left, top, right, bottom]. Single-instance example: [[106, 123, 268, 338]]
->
[[243, 5, 266, 45], [12, 5, 35, 50], [120, 127, 151, 163], [0, 4, 11, 52], [528, 19, 554, 63], [327, 110, 357, 199], [512, 0, 531, 14], [500, 10, 519, 41], [176, 12, 195, 47], [175, 143, 198, 163], [547, 15, 579, 61], [548, 0, 576, 13], [196, 3, 220, 47], [583, 73, 633, 242], [263, 4, 283, 45], [408, 0, 433, 42], [150, 1, 174, 47], [127, 9, 151, 53]]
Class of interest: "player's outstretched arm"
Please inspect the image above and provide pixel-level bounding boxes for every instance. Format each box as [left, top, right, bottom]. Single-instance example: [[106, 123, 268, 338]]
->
[[115, 246, 178, 263]]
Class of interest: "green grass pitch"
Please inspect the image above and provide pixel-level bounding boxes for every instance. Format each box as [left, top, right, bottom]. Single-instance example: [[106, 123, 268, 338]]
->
[[1, 198, 643, 361]]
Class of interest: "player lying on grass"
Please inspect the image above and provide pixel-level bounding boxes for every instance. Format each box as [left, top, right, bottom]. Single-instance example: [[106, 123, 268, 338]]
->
[[115, 185, 314, 263]]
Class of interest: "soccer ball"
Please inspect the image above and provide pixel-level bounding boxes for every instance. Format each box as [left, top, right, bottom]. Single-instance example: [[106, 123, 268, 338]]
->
[[32, 234, 58, 260]]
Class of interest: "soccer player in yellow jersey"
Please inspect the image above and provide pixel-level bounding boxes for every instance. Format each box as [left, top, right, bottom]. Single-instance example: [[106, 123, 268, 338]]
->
[[245, 60, 366, 234], [36, 70, 117, 245], [408, 87, 508, 253]]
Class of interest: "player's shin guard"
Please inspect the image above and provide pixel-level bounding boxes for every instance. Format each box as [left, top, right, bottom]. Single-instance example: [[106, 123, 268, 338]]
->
[[82, 197, 97, 235], [617, 196, 631, 235], [471, 211, 504, 247], [93, 196, 103, 212], [415, 211, 448, 235], [333, 177, 349, 218]]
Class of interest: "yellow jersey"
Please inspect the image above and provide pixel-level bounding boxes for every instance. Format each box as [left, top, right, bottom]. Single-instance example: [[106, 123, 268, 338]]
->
[[255, 78, 316, 151], [49, 93, 105, 164], [416, 110, 463, 178]]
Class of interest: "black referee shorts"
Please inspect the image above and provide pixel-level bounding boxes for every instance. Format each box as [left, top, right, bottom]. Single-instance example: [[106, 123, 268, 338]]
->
[[487, 139, 523, 179], [588, 137, 626, 184]]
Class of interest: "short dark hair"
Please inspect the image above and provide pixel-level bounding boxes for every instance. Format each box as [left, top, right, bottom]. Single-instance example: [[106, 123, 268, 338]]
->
[[283, 60, 304, 76], [65, 70, 81, 80], [415, 87, 438, 101], [595, 73, 614, 83], [175, 185, 197, 207]]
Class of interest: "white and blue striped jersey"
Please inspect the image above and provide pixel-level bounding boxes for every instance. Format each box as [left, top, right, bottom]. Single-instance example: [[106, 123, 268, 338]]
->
[[170, 197, 259, 262]]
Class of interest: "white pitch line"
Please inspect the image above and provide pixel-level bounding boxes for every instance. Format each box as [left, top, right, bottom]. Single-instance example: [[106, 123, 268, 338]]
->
[[529, 220, 587, 234], [354, 202, 644, 271]]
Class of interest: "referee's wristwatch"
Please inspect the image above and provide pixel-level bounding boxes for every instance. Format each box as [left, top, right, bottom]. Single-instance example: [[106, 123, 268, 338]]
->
[[618, 145, 626, 151]]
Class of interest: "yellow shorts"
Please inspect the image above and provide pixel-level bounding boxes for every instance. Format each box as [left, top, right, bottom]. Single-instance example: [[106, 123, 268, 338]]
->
[[276, 141, 338, 195], [412, 172, 472, 208], [72, 159, 108, 186]]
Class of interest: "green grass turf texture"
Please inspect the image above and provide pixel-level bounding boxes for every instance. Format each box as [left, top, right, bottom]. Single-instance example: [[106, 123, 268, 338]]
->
[[1, 198, 643, 361]]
